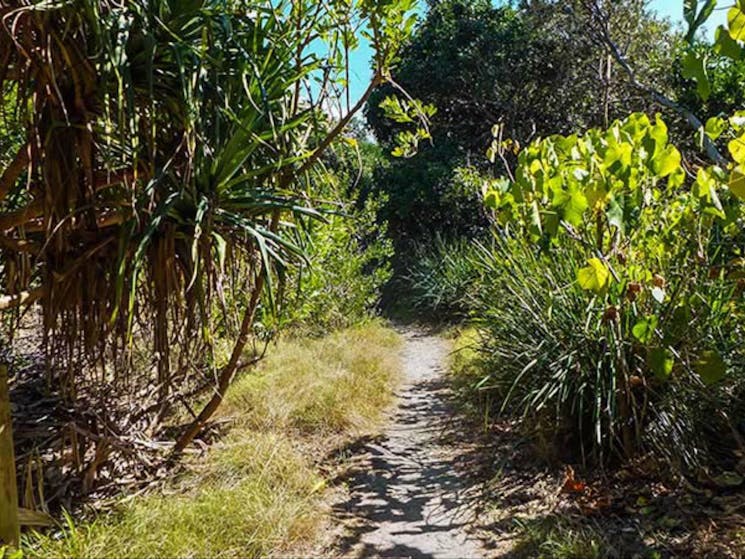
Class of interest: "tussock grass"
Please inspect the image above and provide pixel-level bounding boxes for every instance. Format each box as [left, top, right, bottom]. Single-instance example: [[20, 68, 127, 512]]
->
[[28, 322, 401, 559], [224, 321, 401, 435], [447, 326, 496, 424], [511, 517, 603, 559]]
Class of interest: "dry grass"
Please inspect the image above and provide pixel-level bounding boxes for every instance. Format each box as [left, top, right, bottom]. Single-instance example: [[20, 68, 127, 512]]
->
[[446, 326, 497, 426], [27, 321, 401, 559], [224, 322, 401, 434]]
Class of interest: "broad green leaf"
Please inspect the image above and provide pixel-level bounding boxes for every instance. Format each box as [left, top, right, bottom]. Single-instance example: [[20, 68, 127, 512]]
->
[[715, 25, 744, 60], [577, 258, 610, 293], [649, 115, 669, 150], [694, 349, 727, 385], [648, 347, 674, 380], [632, 315, 659, 344], [552, 186, 588, 226], [728, 135, 745, 164], [705, 116, 727, 140], [729, 166, 745, 199], [653, 145, 682, 177], [729, 6, 745, 41], [693, 167, 712, 196], [604, 142, 633, 170], [681, 51, 710, 100]]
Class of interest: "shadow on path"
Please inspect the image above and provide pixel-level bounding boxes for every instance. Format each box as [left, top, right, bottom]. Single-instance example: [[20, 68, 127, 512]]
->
[[331, 329, 485, 559]]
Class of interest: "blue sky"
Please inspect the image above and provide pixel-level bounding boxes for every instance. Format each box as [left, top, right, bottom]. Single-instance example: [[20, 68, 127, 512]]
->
[[651, 0, 728, 31], [341, 1, 732, 106]]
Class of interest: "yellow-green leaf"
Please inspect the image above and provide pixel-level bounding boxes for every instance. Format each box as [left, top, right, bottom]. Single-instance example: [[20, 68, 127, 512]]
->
[[553, 186, 588, 226], [705, 116, 727, 140], [729, 6, 745, 41], [729, 166, 745, 199], [728, 135, 745, 164], [577, 258, 610, 293], [653, 145, 682, 177], [729, 166, 745, 200]]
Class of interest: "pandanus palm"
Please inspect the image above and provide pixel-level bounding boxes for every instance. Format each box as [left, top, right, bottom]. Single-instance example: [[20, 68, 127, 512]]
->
[[0, 0, 418, 455]]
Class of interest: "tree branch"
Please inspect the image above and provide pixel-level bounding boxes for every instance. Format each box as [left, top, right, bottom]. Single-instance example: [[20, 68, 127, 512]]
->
[[286, 71, 383, 186], [583, 0, 727, 166]]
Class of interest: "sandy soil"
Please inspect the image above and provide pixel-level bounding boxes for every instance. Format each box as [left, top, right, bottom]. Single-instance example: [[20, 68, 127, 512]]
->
[[331, 328, 485, 559]]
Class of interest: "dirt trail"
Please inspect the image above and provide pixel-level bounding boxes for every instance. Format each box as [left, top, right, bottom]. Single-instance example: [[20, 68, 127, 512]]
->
[[333, 328, 485, 559]]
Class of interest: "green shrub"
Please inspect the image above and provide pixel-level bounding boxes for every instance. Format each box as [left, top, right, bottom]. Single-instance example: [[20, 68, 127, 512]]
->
[[470, 112, 745, 470], [278, 139, 393, 334], [402, 235, 483, 319], [282, 200, 392, 333], [469, 238, 745, 469]]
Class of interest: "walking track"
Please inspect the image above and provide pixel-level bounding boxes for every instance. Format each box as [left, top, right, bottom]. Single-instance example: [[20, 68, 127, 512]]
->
[[333, 328, 485, 559]]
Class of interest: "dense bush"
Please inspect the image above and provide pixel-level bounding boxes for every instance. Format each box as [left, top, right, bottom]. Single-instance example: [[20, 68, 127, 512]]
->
[[278, 139, 393, 333], [469, 238, 745, 470], [280, 198, 392, 333], [467, 113, 745, 472]]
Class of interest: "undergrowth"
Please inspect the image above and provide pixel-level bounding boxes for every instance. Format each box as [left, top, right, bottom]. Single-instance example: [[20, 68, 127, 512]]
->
[[446, 326, 494, 425], [509, 517, 605, 559], [27, 322, 401, 559]]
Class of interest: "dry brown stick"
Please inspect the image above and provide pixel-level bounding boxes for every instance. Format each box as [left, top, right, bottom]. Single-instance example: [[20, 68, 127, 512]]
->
[[172, 264, 269, 454], [286, 70, 383, 186]]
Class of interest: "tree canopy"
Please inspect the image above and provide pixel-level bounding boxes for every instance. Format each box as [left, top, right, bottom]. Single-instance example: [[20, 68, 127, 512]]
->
[[366, 0, 680, 249]]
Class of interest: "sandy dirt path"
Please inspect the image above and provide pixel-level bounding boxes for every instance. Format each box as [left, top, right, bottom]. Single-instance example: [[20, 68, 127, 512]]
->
[[333, 328, 485, 559]]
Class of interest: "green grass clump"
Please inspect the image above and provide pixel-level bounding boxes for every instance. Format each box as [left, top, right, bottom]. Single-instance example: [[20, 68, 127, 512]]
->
[[446, 326, 496, 423], [224, 321, 401, 434], [403, 235, 483, 319], [28, 323, 401, 559], [511, 517, 604, 559]]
